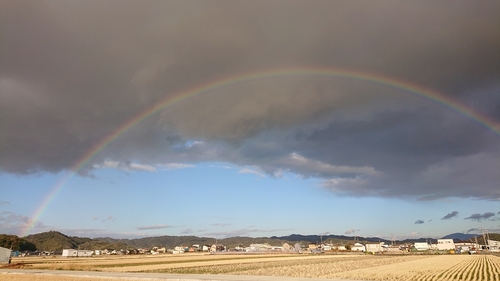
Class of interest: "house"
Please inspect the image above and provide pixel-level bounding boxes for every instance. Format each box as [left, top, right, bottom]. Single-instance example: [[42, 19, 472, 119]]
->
[[210, 244, 225, 252], [0, 247, 12, 263], [366, 243, 385, 253], [351, 243, 366, 252], [436, 239, 455, 251], [137, 248, 149, 254], [172, 246, 185, 254], [385, 245, 403, 253], [308, 243, 318, 250], [336, 245, 347, 251], [294, 243, 302, 252]]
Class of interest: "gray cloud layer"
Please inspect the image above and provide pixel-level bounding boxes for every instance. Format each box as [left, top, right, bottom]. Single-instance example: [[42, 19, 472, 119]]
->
[[441, 211, 459, 220], [1, 1, 500, 200], [464, 212, 496, 222]]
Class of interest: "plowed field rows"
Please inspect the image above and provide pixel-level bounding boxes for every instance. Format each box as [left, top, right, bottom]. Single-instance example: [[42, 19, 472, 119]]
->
[[3, 254, 500, 280]]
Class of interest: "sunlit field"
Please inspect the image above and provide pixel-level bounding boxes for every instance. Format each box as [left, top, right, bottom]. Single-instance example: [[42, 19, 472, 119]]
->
[[3, 253, 500, 281]]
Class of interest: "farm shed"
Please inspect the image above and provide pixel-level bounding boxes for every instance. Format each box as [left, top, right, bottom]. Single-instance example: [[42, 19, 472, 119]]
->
[[0, 247, 12, 263], [62, 249, 78, 257], [78, 250, 93, 257], [414, 242, 430, 251]]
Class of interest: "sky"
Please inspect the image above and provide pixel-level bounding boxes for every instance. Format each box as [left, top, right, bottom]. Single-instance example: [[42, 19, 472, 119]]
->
[[1, 1, 500, 240]]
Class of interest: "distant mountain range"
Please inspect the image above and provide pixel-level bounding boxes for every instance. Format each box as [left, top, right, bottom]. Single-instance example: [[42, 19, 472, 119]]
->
[[441, 233, 476, 241], [1, 231, 496, 253]]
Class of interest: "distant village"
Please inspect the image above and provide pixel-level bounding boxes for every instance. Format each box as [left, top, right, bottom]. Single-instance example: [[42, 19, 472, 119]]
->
[[3, 237, 499, 262]]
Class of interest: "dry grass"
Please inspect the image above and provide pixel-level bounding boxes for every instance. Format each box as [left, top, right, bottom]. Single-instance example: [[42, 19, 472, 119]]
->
[[330, 254, 500, 281], [152, 255, 430, 277], [3, 253, 500, 281], [0, 274, 149, 281]]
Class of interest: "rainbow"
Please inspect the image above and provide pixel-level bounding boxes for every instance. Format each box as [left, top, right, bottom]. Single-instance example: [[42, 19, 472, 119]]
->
[[20, 66, 500, 237]]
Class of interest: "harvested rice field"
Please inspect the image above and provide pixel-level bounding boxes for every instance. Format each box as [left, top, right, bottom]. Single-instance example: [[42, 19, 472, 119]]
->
[[2, 253, 500, 281]]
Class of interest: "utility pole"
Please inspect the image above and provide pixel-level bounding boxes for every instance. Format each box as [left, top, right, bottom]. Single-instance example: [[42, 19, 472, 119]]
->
[[486, 230, 490, 249], [480, 227, 488, 251]]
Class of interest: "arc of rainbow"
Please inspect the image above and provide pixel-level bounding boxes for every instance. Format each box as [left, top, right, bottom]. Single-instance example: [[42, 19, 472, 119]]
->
[[20, 66, 500, 237]]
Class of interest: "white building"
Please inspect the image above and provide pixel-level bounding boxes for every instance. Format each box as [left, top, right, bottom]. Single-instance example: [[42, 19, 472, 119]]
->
[[62, 249, 93, 257], [488, 240, 500, 252], [366, 243, 385, 253], [351, 243, 366, 252], [0, 247, 12, 263], [78, 250, 93, 257], [455, 242, 477, 252], [414, 242, 430, 251], [436, 239, 455, 251], [62, 249, 78, 257]]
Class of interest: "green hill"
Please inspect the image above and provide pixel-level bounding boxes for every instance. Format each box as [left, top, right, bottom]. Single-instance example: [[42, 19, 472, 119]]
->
[[1, 231, 497, 253], [0, 234, 36, 251], [23, 231, 130, 252], [24, 230, 83, 251]]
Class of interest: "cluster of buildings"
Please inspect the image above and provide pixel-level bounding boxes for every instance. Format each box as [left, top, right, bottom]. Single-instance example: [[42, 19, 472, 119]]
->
[[335, 239, 500, 254], [57, 238, 499, 258], [3, 238, 498, 261]]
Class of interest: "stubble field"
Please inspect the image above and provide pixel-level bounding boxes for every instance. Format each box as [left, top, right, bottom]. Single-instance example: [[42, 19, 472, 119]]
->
[[2, 253, 500, 281]]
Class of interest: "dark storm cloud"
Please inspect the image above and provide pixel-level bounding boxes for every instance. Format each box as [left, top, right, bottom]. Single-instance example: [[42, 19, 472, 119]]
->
[[415, 220, 424, 225], [1, 1, 500, 200], [464, 212, 496, 222], [441, 211, 459, 220]]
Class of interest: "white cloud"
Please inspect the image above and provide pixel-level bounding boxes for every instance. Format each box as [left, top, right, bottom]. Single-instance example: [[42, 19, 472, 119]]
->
[[129, 163, 157, 172], [344, 228, 361, 235], [160, 163, 195, 170], [322, 177, 370, 194], [0, 211, 50, 235], [285, 153, 378, 176], [238, 167, 265, 177], [94, 160, 157, 172]]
